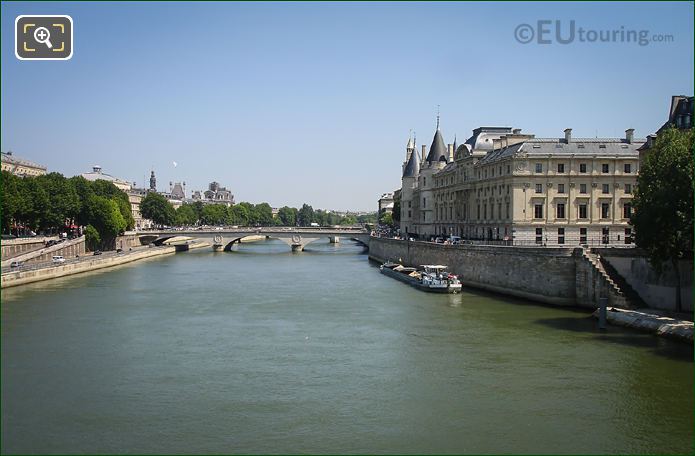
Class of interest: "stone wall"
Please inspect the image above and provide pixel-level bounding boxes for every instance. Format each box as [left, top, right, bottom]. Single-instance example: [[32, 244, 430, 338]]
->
[[369, 237, 580, 306], [1, 236, 86, 267], [594, 248, 693, 312], [1, 237, 58, 260]]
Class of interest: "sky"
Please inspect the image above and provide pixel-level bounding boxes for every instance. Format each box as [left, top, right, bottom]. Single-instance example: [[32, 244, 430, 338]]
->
[[1, 1, 693, 212]]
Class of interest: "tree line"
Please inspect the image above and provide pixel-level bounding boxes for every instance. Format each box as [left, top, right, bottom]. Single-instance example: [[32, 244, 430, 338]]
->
[[1, 171, 134, 250], [140, 192, 376, 228]]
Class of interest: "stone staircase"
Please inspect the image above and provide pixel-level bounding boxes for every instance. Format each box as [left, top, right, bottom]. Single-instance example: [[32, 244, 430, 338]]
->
[[582, 250, 632, 308]]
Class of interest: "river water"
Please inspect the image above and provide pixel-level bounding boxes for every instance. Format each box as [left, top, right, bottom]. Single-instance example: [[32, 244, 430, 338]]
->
[[1, 239, 692, 454]]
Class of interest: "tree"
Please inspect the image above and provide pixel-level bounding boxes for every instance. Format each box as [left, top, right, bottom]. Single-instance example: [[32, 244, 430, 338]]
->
[[238, 202, 256, 225], [228, 204, 250, 226], [85, 195, 126, 248], [379, 211, 394, 227], [277, 206, 297, 226], [140, 192, 175, 226], [632, 127, 694, 312], [392, 199, 401, 224], [175, 204, 198, 226], [201, 204, 227, 225], [84, 224, 100, 251], [254, 202, 274, 226], [298, 203, 314, 227]]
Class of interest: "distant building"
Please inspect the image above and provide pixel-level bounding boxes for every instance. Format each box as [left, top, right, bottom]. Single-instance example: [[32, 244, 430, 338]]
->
[[191, 181, 235, 206], [638, 95, 693, 165], [399, 119, 644, 246], [81, 165, 132, 191], [377, 192, 395, 215], [1, 151, 47, 177]]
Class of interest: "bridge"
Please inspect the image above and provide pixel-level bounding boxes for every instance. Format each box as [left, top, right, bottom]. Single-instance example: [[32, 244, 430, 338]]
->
[[138, 227, 371, 252]]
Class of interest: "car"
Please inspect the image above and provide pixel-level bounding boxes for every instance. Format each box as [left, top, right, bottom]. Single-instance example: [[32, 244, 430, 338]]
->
[[52, 256, 66, 264], [93, 250, 102, 256], [10, 261, 22, 268]]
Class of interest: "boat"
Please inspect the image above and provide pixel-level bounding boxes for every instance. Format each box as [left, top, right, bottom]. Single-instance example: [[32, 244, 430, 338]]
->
[[380, 263, 462, 293]]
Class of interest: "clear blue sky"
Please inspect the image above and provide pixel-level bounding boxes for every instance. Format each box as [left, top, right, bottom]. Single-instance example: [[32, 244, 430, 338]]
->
[[2, 1, 693, 211]]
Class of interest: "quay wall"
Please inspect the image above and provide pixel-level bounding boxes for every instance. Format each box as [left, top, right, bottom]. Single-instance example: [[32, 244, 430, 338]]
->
[[594, 248, 693, 312], [1, 237, 58, 260], [369, 238, 580, 306], [1, 246, 177, 288]]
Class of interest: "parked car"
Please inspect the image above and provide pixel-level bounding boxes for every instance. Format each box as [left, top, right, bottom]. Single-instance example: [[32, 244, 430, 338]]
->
[[93, 250, 102, 256], [52, 255, 66, 264], [10, 261, 22, 268]]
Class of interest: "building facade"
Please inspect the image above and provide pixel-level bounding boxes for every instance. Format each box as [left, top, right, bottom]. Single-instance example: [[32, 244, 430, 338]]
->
[[401, 124, 644, 246], [1, 151, 47, 177]]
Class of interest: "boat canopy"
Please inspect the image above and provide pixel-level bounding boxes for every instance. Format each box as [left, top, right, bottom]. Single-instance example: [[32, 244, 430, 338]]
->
[[422, 265, 448, 270]]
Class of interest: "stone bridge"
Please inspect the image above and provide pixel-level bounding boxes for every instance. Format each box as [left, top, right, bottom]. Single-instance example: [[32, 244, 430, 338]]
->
[[139, 227, 371, 252]]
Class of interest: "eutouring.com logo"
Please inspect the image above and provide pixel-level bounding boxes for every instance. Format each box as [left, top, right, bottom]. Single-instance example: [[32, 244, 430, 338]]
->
[[514, 20, 674, 46]]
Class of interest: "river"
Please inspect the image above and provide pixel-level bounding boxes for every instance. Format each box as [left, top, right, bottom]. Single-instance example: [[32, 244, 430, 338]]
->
[[1, 239, 692, 454]]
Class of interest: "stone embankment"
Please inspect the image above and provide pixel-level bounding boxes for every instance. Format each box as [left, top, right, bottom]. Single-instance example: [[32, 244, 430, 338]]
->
[[1, 242, 209, 288], [593, 307, 693, 344]]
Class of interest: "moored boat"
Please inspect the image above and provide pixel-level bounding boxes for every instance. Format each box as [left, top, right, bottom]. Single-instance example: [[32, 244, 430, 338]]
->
[[380, 263, 462, 293]]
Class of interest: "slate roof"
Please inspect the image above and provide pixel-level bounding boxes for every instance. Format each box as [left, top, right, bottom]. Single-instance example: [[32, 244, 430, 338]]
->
[[402, 144, 420, 178], [478, 138, 646, 165], [426, 129, 448, 164]]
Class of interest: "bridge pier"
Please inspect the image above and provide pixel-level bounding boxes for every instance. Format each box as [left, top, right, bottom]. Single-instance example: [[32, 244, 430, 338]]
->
[[329, 236, 340, 244], [291, 244, 304, 252]]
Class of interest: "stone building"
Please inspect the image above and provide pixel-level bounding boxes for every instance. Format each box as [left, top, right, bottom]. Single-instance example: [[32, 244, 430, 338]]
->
[[1, 151, 47, 177], [400, 124, 645, 246]]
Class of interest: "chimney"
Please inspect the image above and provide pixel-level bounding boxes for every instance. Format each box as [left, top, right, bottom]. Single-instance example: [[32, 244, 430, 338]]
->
[[564, 128, 572, 143], [447, 144, 454, 162], [647, 134, 656, 148], [93, 165, 102, 173], [421, 144, 427, 161], [512, 128, 521, 134], [625, 128, 634, 144]]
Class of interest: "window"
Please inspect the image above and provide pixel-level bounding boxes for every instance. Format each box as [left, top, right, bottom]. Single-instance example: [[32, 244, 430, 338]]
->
[[535, 183, 543, 193], [408, 210, 411, 218], [477, 204, 480, 219], [556, 203, 566, 219], [580, 227, 587, 244], [602, 184, 610, 194], [601, 203, 610, 219], [579, 183, 587, 194], [534, 204, 544, 219], [557, 163, 565, 173], [578, 204, 587, 219], [535, 163, 543, 173], [507, 165, 511, 174], [623, 203, 632, 219], [408, 201, 411, 208], [507, 185, 510, 195], [558, 228, 565, 245], [624, 163, 632, 173], [579, 163, 587, 173], [625, 228, 633, 244], [483, 204, 487, 219], [497, 203, 502, 220], [602, 227, 610, 244], [624, 183, 632, 194], [602, 163, 609, 173], [423, 197, 426, 208], [535, 228, 543, 245], [506, 203, 510, 219], [423, 177, 426, 186], [558, 183, 565, 194]]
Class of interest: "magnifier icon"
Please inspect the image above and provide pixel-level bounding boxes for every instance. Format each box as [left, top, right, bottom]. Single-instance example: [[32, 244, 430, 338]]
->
[[33, 27, 53, 49]]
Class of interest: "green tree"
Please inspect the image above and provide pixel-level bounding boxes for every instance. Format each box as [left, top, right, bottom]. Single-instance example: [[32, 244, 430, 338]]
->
[[36, 173, 81, 230], [277, 206, 297, 226], [238, 202, 256, 225], [632, 127, 694, 312], [192, 200, 204, 224], [175, 204, 198, 226], [86, 195, 126, 248], [201, 204, 227, 225], [228, 204, 250, 225], [254, 202, 274, 226], [298, 203, 314, 227], [340, 214, 357, 226], [84, 224, 101, 251], [140, 192, 176, 226], [379, 211, 394, 227]]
